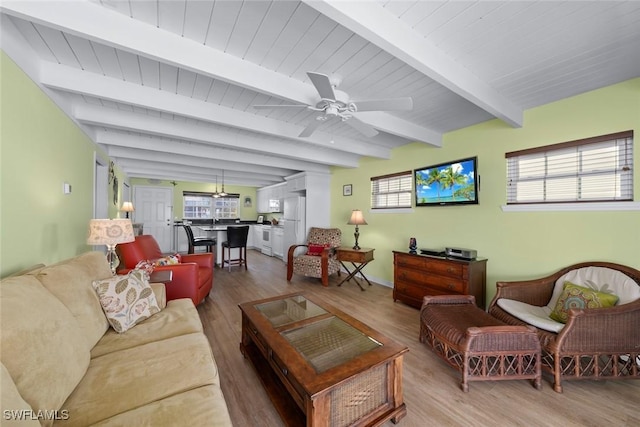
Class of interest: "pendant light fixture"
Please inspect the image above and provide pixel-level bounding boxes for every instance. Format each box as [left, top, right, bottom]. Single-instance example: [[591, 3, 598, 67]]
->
[[219, 170, 227, 197], [213, 175, 220, 198]]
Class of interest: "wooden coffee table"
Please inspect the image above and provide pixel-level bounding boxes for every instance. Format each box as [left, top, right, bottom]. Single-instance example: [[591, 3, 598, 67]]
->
[[239, 293, 408, 427]]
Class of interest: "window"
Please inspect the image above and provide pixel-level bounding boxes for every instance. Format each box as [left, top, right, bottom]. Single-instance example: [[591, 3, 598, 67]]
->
[[371, 171, 412, 209], [183, 192, 240, 219], [506, 131, 633, 204]]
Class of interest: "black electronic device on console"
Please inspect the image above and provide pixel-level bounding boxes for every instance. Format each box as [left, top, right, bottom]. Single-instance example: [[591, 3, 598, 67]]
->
[[419, 248, 446, 257]]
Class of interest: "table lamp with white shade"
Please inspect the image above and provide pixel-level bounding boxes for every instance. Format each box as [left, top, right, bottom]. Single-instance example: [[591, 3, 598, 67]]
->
[[87, 219, 135, 275], [120, 201, 134, 219], [347, 209, 368, 250]]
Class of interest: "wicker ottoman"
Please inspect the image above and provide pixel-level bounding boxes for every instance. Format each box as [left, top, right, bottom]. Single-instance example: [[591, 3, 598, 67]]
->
[[420, 295, 542, 392]]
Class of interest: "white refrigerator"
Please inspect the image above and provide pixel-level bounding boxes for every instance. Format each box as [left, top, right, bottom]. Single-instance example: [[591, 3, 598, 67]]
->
[[283, 196, 306, 263]]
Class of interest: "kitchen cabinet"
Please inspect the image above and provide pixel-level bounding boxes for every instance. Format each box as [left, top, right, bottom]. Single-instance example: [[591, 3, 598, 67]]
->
[[252, 225, 263, 250], [269, 183, 285, 212], [257, 183, 285, 213], [286, 175, 306, 192], [256, 189, 268, 213], [246, 225, 255, 248], [272, 227, 284, 259]]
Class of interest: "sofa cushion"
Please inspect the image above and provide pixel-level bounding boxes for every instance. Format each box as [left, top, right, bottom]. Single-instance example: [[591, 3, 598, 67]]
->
[[30, 251, 112, 348], [497, 299, 564, 333], [1, 362, 40, 427], [91, 299, 203, 358], [59, 333, 221, 427], [85, 386, 233, 427], [89, 385, 232, 427], [549, 282, 619, 323], [548, 266, 640, 310], [92, 270, 161, 333], [0, 275, 89, 427]]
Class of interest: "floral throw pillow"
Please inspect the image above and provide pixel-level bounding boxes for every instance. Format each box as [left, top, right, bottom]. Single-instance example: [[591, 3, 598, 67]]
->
[[549, 281, 619, 323], [134, 259, 155, 277], [92, 270, 161, 333], [154, 254, 181, 266]]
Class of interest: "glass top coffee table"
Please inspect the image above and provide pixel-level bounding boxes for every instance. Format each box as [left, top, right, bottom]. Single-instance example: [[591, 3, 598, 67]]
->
[[239, 293, 408, 427]]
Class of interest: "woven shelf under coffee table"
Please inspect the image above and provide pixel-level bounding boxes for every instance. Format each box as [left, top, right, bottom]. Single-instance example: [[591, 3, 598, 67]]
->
[[239, 293, 409, 427]]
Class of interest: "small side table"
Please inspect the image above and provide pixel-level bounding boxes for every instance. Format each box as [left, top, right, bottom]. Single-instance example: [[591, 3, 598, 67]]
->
[[149, 270, 173, 284], [335, 247, 374, 291]]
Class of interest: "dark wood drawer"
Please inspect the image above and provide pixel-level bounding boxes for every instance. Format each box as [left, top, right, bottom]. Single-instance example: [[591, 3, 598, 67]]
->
[[396, 268, 465, 293], [395, 255, 463, 278], [396, 271, 467, 294], [246, 322, 268, 355], [270, 349, 306, 411]]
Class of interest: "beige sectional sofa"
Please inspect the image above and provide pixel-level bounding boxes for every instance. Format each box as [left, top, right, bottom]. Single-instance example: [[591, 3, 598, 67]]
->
[[0, 252, 233, 426]]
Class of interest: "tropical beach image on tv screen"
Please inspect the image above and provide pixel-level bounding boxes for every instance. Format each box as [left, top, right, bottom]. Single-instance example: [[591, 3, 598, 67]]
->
[[414, 157, 478, 206]]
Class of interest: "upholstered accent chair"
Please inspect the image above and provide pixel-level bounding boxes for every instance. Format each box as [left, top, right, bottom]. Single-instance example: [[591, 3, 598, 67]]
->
[[116, 235, 213, 306], [287, 227, 341, 287], [488, 262, 640, 392]]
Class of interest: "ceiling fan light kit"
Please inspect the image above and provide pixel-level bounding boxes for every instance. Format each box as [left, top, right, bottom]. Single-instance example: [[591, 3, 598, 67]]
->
[[253, 71, 413, 139]]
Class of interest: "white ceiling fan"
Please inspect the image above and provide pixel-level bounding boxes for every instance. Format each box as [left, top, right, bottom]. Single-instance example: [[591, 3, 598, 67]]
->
[[253, 72, 413, 138]]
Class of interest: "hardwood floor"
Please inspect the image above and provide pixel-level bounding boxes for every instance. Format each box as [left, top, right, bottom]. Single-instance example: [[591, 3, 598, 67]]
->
[[198, 250, 639, 427]]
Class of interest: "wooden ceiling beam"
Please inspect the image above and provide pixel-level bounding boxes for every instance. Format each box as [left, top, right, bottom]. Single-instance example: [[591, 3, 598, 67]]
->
[[2, 0, 439, 144], [305, 0, 523, 128]]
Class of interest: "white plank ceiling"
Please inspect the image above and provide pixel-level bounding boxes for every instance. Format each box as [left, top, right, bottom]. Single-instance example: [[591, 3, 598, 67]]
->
[[2, 0, 639, 186]]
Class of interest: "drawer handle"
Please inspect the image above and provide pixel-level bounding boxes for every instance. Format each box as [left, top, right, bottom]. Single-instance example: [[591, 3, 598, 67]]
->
[[252, 328, 258, 335], [282, 367, 288, 376], [268, 348, 273, 358], [447, 267, 455, 273], [447, 283, 455, 289]]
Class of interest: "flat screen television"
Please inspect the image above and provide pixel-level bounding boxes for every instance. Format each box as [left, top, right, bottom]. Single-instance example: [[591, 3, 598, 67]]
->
[[414, 156, 479, 206]]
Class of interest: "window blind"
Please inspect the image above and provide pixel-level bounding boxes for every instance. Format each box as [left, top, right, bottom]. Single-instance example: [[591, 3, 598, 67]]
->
[[506, 131, 633, 204], [371, 171, 412, 209]]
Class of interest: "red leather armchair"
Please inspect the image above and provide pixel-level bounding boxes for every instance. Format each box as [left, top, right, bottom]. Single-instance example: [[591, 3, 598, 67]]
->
[[116, 235, 213, 306]]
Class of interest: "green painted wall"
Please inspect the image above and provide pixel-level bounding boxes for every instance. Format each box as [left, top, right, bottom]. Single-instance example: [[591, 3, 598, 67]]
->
[[330, 78, 640, 304], [0, 52, 124, 277], [129, 178, 258, 221]]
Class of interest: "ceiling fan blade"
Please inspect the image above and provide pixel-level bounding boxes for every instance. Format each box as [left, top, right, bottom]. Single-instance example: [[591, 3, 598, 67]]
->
[[345, 116, 379, 138], [298, 119, 323, 138], [352, 97, 414, 112], [253, 104, 309, 109], [307, 72, 336, 101]]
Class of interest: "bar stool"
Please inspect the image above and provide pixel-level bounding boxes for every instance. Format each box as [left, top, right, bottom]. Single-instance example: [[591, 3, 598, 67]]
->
[[182, 225, 216, 255], [221, 226, 249, 271]]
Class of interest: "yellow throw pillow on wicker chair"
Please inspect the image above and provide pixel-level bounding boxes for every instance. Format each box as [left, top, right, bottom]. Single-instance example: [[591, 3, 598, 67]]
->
[[549, 281, 619, 323]]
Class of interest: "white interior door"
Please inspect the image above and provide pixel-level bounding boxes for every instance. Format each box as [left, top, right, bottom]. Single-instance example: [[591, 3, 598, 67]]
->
[[133, 186, 173, 252]]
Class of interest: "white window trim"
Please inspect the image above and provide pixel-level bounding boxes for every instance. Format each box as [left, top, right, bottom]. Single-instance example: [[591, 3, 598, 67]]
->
[[501, 201, 640, 212]]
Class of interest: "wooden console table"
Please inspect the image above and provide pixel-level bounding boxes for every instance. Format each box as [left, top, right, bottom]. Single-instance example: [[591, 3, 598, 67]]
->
[[393, 251, 487, 309], [335, 247, 374, 291]]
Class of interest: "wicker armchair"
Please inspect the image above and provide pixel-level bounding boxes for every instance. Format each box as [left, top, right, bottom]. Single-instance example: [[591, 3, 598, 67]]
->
[[488, 262, 640, 392], [286, 227, 341, 287]]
